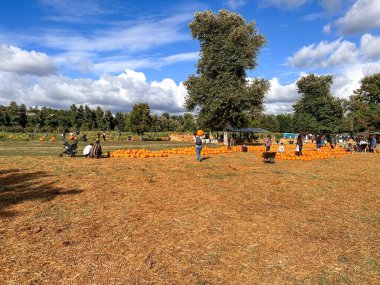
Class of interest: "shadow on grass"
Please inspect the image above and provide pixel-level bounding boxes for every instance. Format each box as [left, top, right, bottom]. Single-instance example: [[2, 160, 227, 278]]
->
[[201, 156, 212, 161], [0, 169, 83, 218]]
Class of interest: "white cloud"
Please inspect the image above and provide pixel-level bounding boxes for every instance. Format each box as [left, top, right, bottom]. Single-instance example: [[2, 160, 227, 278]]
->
[[319, 0, 342, 14], [264, 78, 299, 114], [323, 24, 331, 34], [265, 102, 295, 114], [162, 52, 199, 65], [287, 38, 358, 69], [2, 64, 380, 116], [327, 41, 357, 66], [226, 0, 247, 9], [4, 13, 192, 56], [335, 0, 380, 35], [287, 34, 380, 69], [360, 33, 380, 59], [90, 52, 199, 75], [39, 0, 108, 18], [264, 59, 380, 114], [0, 44, 58, 76], [260, 0, 309, 9], [265, 78, 298, 103], [0, 69, 187, 114], [331, 60, 380, 99]]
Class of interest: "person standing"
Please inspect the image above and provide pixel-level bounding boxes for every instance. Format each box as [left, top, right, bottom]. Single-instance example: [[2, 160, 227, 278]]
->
[[102, 132, 106, 142], [296, 134, 303, 156], [372, 135, 377, 152], [316, 135, 322, 151], [278, 142, 285, 154], [359, 137, 368, 153], [195, 130, 204, 161], [265, 135, 272, 152]]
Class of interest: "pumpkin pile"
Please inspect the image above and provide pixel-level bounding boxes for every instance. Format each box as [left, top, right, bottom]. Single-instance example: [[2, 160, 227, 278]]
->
[[110, 149, 168, 158], [110, 144, 354, 161], [257, 145, 351, 161]]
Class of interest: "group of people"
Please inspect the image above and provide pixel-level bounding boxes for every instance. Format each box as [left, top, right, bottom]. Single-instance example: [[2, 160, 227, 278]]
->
[[82, 141, 108, 158], [356, 135, 377, 153], [265, 133, 378, 155]]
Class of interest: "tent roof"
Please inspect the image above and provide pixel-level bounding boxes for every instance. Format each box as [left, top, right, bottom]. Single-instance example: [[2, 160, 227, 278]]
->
[[226, 126, 270, 133], [356, 131, 380, 136]]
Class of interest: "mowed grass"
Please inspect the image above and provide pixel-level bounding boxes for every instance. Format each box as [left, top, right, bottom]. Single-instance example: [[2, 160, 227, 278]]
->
[[0, 142, 379, 284], [0, 140, 194, 157]]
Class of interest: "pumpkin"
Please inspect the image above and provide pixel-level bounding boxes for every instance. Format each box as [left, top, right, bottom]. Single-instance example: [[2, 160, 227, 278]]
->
[[196, 130, 204, 136]]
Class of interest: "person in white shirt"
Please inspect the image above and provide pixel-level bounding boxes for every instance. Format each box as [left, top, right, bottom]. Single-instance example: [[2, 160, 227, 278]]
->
[[278, 142, 285, 154], [83, 143, 93, 157], [359, 138, 367, 153]]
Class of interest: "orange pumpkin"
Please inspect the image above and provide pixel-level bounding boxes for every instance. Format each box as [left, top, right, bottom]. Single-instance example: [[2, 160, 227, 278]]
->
[[196, 130, 204, 136]]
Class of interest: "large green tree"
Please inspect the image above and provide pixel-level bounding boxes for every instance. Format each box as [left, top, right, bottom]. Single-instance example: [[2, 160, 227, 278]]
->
[[95, 106, 105, 130], [276, 113, 294, 133], [345, 73, 380, 131], [103, 109, 115, 131], [293, 74, 343, 133], [184, 10, 270, 140], [128, 103, 152, 137], [114, 112, 125, 131]]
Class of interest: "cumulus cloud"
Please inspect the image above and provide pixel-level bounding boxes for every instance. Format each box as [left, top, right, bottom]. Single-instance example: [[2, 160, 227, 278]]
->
[[263, 78, 299, 114], [287, 34, 380, 69], [0, 44, 58, 76], [331, 60, 380, 99], [287, 38, 358, 69], [264, 59, 380, 114], [265, 78, 298, 104], [360, 33, 380, 59], [335, 0, 380, 35], [2, 64, 380, 115], [0, 69, 187, 114]]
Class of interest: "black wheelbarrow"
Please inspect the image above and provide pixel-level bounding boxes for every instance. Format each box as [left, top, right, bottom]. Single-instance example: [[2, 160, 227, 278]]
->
[[262, 151, 276, 163]]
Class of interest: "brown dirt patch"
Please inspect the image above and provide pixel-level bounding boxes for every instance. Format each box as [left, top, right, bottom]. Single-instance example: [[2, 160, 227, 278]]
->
[[1, 153, 379, 284]]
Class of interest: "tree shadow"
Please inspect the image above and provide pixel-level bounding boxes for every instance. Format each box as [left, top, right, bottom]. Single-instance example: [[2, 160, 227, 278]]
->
[[201, 156, 212, 161], [0, 169, 83, 218]]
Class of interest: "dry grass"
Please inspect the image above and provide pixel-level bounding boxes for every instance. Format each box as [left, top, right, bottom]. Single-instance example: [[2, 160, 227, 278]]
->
[[1, 151, 379, 284]]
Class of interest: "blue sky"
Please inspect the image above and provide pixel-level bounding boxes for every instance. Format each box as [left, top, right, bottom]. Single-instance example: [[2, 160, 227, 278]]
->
[[0, 0, 380, 114]]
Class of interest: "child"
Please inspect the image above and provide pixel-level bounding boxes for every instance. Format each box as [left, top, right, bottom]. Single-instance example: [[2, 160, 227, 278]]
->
[[241, 144, 248, 152], [278, 142, 285, 154]]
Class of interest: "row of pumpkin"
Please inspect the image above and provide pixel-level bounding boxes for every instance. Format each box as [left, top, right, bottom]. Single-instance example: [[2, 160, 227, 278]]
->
[[109, 144, 364, 161]]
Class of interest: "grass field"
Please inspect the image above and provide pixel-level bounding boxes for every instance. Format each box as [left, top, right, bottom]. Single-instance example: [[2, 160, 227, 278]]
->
[[1, 141, 379, 284]]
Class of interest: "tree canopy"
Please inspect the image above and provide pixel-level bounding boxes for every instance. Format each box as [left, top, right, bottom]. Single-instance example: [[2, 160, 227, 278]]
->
[[293, 74, 343, 133], [126, 103, 152, 135], [184, 10, 270, 131], [346, 73, 380, 131]]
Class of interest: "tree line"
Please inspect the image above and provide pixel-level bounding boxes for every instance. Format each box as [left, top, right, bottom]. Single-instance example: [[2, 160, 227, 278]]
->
[[0, 102, 196, 133]]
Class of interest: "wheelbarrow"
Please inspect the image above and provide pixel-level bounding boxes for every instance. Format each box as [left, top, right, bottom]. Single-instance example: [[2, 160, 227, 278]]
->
[[262, 151, 276, 163]]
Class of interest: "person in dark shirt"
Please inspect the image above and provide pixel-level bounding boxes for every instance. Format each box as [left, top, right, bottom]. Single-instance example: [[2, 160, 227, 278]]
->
[[90, 141, 102, 158]]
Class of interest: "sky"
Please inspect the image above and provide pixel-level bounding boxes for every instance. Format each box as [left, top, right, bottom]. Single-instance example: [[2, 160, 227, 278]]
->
[[0, 0, 380, 115]]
